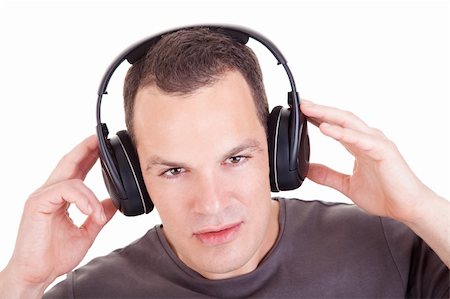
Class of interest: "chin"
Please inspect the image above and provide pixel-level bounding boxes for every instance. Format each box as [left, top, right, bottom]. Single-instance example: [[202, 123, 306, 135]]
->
[[196, 247, 257, 280], [190, 233, 261, 280]]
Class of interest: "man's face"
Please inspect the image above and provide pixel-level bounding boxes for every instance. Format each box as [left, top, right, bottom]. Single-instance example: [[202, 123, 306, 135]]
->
[[133, 70, 278, 279]]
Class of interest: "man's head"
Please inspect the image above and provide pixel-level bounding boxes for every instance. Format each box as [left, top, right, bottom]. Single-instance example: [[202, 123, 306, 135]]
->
[[122, 27, 279, 280], [123, 27, 269, 144]]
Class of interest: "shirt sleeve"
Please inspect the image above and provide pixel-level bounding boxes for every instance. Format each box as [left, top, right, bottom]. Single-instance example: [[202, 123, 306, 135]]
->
[[380, 217, 449, 298]]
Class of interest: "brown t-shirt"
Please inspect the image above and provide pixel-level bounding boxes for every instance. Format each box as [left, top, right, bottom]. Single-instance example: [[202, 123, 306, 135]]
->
[[44, 198, 449, 298]]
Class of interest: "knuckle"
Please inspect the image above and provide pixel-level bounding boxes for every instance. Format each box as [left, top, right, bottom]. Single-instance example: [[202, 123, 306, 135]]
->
[[63, 178, 86, 192], [370, 127, 385, 137], [24, 194, 39, 209], [25, 185, 48, 206], [386, 138, 397, 149], [378, 138, 395, 150], [24, 189, 51, 212], [345, 110, 356, 118]]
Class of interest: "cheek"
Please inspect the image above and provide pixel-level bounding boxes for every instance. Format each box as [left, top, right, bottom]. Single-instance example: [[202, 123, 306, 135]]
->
[[230, 162, 270, 202], [236, 158, 272, 218], [144, 176, 189, 225], [239, 154, 271, 193]]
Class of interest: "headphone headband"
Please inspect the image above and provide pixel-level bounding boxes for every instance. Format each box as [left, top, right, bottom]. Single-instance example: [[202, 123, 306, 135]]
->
[[97, 25, 300, 178], [96, 25, 292, 98]]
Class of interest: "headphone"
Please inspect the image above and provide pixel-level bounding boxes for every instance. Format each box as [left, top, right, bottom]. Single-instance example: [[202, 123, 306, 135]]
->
[[96, 25, 310, 216]]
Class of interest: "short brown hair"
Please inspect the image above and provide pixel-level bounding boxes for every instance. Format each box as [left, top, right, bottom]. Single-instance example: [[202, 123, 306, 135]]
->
[[123, 27, 269, 143]]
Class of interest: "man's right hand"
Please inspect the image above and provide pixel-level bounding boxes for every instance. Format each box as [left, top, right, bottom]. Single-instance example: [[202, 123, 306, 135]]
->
[[0, 135, 117, 298]]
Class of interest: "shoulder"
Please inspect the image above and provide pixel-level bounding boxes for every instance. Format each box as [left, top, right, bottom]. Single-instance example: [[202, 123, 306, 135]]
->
[[279, 197, 415, 247], [277, 198, 449, 297], [281, 197, 383, 228], [44, 226, 164, 298]]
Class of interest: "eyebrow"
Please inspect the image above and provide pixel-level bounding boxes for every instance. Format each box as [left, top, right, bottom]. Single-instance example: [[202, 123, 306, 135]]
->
[[145, 138, 263, 172], [221, 138, 262, 161]]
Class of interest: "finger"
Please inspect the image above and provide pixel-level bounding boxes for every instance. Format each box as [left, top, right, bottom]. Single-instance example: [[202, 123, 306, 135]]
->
[[319, 123, 388, 161], [307, 163, 350, 197], [44, 135, 99, 187], [80, 199, 117, 241], [71, 179, 108, 225], [306, 116, 321, 128], [301, 100, 372, 134], [102, 198, 118, 222], [32, 179, 102, 219]]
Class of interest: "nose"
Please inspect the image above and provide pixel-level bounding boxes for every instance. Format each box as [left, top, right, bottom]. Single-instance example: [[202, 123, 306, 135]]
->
[[193, 171, 226, 216]]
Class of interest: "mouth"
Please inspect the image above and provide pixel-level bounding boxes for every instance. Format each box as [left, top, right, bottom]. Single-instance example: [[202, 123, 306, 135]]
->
[[194, 222, 243, 246]]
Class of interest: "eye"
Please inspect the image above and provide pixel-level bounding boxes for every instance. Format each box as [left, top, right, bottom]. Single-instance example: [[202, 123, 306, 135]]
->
[[161, 167, 185, 178], [225, 156, 247, 165]]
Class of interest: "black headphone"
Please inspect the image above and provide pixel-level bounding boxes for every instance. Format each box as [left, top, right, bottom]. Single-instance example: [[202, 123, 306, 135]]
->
[[96, 25, 310, 216]]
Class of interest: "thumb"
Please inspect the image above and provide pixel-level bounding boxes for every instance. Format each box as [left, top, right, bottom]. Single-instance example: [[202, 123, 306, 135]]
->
[[101, 198, 118, 223], [307, 163, 350, 196], [80, 198, 117, 242]]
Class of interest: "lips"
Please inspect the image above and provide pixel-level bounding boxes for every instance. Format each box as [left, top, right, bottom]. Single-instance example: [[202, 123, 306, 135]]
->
[[194, 222, 242, 246]]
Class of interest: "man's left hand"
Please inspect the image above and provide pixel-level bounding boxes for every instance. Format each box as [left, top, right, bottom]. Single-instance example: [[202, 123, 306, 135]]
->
[[300, 100, 435, 223]]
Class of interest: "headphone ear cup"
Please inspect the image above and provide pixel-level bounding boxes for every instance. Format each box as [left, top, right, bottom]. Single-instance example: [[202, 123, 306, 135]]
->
[[100, 156, 122, 212], [267, 106, 289, 192], [107, 130, 153, 216], [267, 105, 309, 192]]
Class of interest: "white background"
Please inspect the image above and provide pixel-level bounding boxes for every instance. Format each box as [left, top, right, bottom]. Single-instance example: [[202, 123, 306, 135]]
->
[[0, 0, 449, 291]]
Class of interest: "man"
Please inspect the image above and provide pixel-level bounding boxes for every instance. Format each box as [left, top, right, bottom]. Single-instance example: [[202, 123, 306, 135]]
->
[[0, 27, 448, 298]]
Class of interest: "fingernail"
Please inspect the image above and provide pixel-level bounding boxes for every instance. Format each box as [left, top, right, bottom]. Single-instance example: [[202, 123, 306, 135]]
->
[[301, 99, 313, 105]]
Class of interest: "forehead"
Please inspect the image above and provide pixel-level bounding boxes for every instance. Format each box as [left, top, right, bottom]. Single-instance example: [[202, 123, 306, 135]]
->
[[132, 70, 265, 152]]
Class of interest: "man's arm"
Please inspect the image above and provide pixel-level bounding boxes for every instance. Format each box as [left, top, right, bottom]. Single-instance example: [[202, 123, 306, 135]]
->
[[403, 192, 449, 267], [301, 100, 449, 268], [0, 136, 116, 298]]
